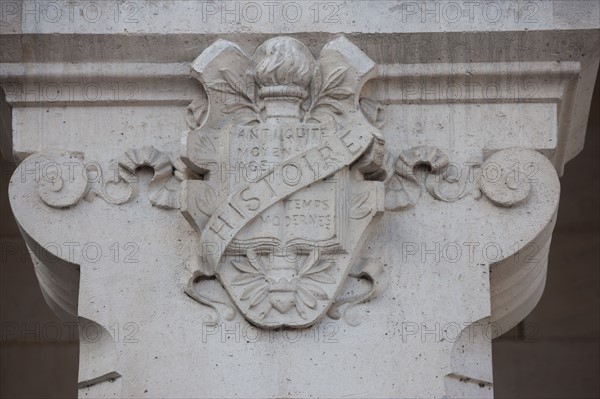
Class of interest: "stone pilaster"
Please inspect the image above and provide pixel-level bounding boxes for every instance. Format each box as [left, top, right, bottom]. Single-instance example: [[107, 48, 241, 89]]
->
[[1, 1, 598, 397]]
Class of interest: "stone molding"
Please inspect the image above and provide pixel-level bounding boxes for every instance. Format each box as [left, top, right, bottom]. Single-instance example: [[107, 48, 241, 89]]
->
[[2, 5, 598, 397], [1, 59, 591, 174]]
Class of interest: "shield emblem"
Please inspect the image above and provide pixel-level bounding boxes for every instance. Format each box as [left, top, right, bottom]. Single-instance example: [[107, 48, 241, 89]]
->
[[181, 36, 386, 328]]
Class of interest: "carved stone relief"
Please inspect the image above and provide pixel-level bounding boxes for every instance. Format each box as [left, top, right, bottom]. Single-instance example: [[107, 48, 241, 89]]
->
[[5, 17, 596, 397], [383, 146, 539, 211], [33, 147, 187, 210], [25, 36, 546, 332], [180, 36, 387, 328]]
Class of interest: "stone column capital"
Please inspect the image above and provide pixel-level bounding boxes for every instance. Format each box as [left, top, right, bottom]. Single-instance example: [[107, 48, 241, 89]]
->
[[2, 2, 598, 397]]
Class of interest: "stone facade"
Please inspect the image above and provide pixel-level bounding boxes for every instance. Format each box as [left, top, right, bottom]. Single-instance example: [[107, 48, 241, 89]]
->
[[1, 1, 599, 398]]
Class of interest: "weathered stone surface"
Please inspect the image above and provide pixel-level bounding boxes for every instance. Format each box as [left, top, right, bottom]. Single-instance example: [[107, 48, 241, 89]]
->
[[1, 1, 598, 398]]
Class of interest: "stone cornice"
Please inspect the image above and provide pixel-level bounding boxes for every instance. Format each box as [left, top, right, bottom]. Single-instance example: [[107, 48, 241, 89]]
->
[[1, 58, 594, 172], [1, 1, 598, 35], [2, 29, 599, 64]]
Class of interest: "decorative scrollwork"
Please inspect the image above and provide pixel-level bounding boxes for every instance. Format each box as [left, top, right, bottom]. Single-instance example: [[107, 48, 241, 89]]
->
[[383, 146, 545, 210], [184, 257, 236, 325], [328, 258, 387, 326], [385, 146, 481, 211], [117, 146, 180, 209], [35, 147, 189, 210], [479, 148, 535, 207], [37, 153, 88, 209]]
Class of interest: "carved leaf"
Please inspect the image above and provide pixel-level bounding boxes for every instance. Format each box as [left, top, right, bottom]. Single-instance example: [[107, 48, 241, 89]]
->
[[246, 250, 267, 275], [295, 296, 310, 319], [304, 259, 335, 276], [350, 191, 372, 219], [206, 69, 259, 120], [205, 81, 238, 96], [296, 286, 318, 309], [324, 87, 353, 99], [195, 135, 216, 154], [322, 67, 348, 93], [195, 184, 217, 216], [305, 272, 336, 284], [300, 282, 328, 300], [312, 99, 344, 115], [304, 67, 350, 121], [232, 273, 263, 286], [231, 259, 261, 275], [298, 251, 319, 276], [222, 100, 257, 115], [249, 287, 269, 307], [240, 281, 268, 300], [220, 68, 254, 103]]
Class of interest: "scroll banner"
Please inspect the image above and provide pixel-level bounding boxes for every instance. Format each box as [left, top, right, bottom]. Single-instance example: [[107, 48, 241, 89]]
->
[[199, 121, 376, 271]]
